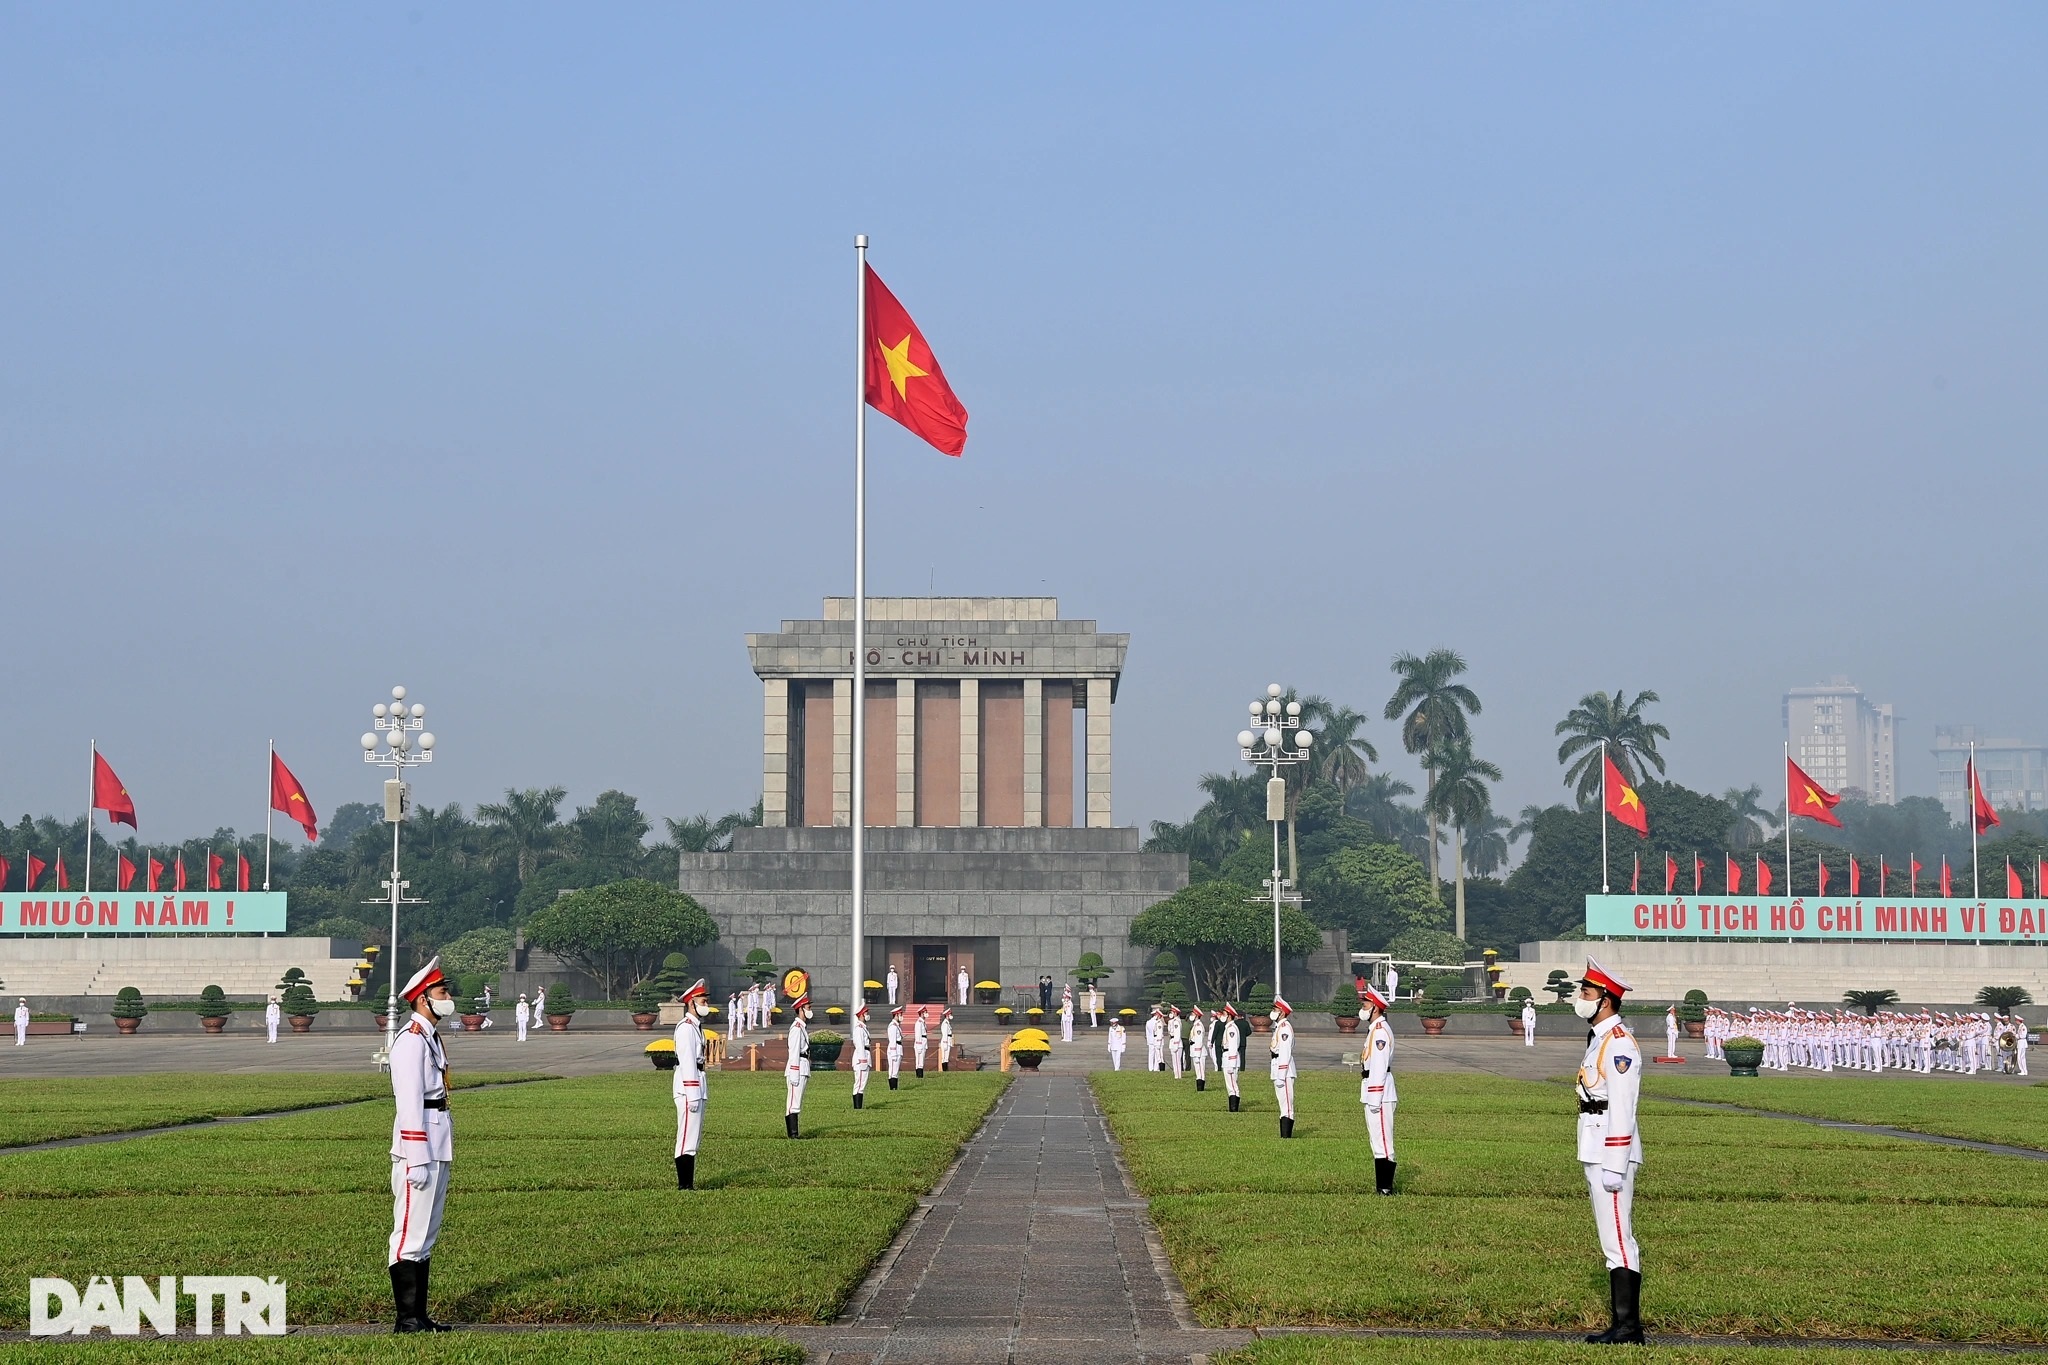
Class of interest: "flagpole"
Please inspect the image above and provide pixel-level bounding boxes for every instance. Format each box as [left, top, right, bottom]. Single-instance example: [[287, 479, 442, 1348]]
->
[[1600, 738, 1609, 894], [1970, 740, 1981, 899], [1782, 741, 1792, 901], [85, 740, 95, 898], [264, 740, 274, 891], [851, 232, 869, 1018]]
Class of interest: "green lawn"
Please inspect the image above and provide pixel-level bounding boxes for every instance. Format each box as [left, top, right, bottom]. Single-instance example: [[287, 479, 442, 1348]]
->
[[1221, 1337, 2036, 1365], [0, 1331, 799, 1365], [1642, 1072, 2048, 1150], [0, 1074, 551, 1148], [0, 1069, 1007, 1327], [1095, 1070, 2048, 1342]]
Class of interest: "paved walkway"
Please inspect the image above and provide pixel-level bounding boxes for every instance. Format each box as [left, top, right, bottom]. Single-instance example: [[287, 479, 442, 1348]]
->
[[789, 1073, 1249, 1365]]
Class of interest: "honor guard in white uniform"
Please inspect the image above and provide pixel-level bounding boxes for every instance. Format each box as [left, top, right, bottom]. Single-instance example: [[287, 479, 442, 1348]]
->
[[1522, 998, 1537, 1046], [1574, 957, 1645, 1345], [913, 1008, 930, 1078], [958, 966, 971, 1007], [14, 998, 29, 1046], [514, 994, 530, 1041], [387, 957, 456, 1333], [1145, 1005, 1165, 1071], [265, 996, 282, 1043], [1107, 1019, 1127, 1069], [1220, 1004, 1244, 1110], [886, 966, 900, 1006], [672, 979, 710, 1188], [784, 992, 812, 1138], [1189, 1005, 1209, 1091], [1359, 984, 1398, 1193], [1060, 986, 1075, 1042], [532, 986, 546, 1023], [886, 1007, 905, 1088], [850, 1002, 874, 1107], [1168, 1006, 1186, 1079], [938, 1008, 954, 1071], [1664, 1004, 1681, 1060], [1269, 996, 1297, 1137]]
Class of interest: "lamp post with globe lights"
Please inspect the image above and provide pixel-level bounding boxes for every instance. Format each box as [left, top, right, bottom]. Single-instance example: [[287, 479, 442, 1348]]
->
[[361, 686, 435, 1063], [1237, 683, 1313, 994]]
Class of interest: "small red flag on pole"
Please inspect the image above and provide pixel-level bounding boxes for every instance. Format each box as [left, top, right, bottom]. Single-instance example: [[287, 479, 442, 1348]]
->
[[1849, 856, 1861, 897], [1817, 858, 1830, 896], [1693, 853, 1705, 893], [147, 854, 163, 893], [1940, 857, 1952, 898], [1664, 854, 1677, 894], [207, 851, 225, 891], [174, 854, 187, 893], [27, 854, 48, 890], [55, 852, 69, 890], [1726, 855, 1741, 895], [1756, 855, 1773, 897], [1911, 856, 1922, 896], [117, 854, 137, 891], [2008, 859, 2023, 899], [237, 853, 252, 892]]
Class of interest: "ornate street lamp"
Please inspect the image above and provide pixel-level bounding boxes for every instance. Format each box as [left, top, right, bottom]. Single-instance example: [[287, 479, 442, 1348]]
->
[[361, 685, 435, 1065], [1237, 683, 1314, 994]]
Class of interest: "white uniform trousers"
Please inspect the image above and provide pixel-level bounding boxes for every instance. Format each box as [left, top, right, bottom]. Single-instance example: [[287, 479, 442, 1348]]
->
[[1109, 1045, 1124, 1070], [852, 1053, 872, 1096], [1170, 1035, 1184, 1079], [1223, 1060, 1241, 1097], [1272, 1066, 1294, 1118], [1365, 1101, 1396, 1160], [516, 1017, 528, 1042], [913, 1040, 928, 1073], [389, 1159, 450, 1264], [1191, 1040, 1208, 1084], [14, 1022, 26, 1046], [1584, 1162, 1641, 1272], [785, 1073, 807, 1116], [887, 1044, 903, 1081], [266, 1020, 279, 1043], [674, 1086, 704, 1157]]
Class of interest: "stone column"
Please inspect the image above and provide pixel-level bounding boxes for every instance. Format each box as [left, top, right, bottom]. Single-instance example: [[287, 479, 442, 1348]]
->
[[896, 678, 917, 826], [832, 677, 853, 827], [762, 679, 789, 827], [959, 678, 980, 827], [1022, 677, 1044, 827], [1085, 677, 1113, 828]]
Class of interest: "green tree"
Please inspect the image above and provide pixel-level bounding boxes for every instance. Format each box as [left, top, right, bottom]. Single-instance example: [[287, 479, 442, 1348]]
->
[[440, 927, 513, 980], [1344, 773, 1421, 850], [1555, 689, 1670, 807], [1308, 842, 1445, 950], [1461, 809, 1512, 879], [1384, 649, 1481, 889], [569, 790, 652, 877], [1128, 881, 1322, 1003], [476, 786, 568, 885], [1722, 784, 1774, 849], [524, 879, 719, 1000], [1425, 735, 1501, 941]]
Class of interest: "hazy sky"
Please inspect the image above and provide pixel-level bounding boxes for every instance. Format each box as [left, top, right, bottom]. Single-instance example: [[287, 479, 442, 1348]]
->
[[3, 5, 2043, 848]]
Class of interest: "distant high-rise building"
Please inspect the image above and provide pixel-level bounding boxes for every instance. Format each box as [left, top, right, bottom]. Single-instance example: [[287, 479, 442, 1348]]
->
[[1933, 727, 2047, 821], [1783, 677, 1897, 806]]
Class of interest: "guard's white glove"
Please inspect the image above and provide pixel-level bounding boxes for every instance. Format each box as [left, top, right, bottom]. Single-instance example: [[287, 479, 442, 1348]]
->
[[1599, 1168, 1625, 1193], [689, 1099, 704, 1115], [1364, 1101, 1381, 1115], [406, 1164, 430, 1190]]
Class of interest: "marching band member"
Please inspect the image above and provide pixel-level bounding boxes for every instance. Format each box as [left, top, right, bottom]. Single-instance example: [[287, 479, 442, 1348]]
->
[[672, 979, 710, 1189], [1574, 957, 1645, 1346]]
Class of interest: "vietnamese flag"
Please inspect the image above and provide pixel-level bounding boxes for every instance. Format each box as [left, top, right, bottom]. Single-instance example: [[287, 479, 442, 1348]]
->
[[26, 854, 46, 890], [92, 751, 138, 829], [1603, 754, 1649, 836], [174, 854, 187, 893], [55, 852, 69, 890], [117, 854, 137, 891], [1664, 854, 1678, 894], [1817, 859, 1831, 896], [0, 856, 9, 890], [147, 855, 164, 893], [864, 264, 968, 456], [1726, 855, 1741, 894], [1787, 758, 1843, 828], [2008, 859, 2023, 899], [2038, 858, 2047, 898], [1911, 857, 1923, 896], [1756, 856, 1773, 896], [237, 852, 252, 892], [1849, 856, 1861, 897], [1967, 759, 2001, 835], [207, 851, 225, 891], [270, 753, 319, 841]]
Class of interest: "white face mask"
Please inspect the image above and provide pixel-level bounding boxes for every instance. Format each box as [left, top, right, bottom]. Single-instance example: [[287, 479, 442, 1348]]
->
[[429, 996, 456, 1019], [1269, 1011, 1280, 1024], [691, 1000, 710, 1017], [1572, 996, 1601, 1020]]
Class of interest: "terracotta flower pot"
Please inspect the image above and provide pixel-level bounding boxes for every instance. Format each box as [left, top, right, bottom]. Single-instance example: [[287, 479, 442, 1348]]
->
[[546, 1014, 572, 1032], [373, 1014, 389, 1031], [1419, 1017, 1448, 1036], [200, 1016, 229, 1034], [1685, 1021, 1706, 1039], [461, 1014, 486, 1031], [114, 1017, 142, 1034], [631, 1012, 658, 1031], [1334, 1016, 1360, 1033], [1507, 1018, 1526, 1035], [288, 1015, 315, 1033]]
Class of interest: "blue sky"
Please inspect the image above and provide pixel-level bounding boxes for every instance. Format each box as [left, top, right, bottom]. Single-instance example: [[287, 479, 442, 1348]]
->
[[2, 5, 2043, 844]]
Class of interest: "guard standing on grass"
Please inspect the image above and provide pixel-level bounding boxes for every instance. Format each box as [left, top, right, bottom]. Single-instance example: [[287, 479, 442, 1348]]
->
[[913, 1006, 930, 1078], [1574, 956, 1645, 1345], [672, 979, 710, 1189], [1145, 1004, 1165, 1071], [886, 1006, 904, 1089], [784, 991, 812, 1138], [1220, 1004, 1243, 1110], [1168, 1005, 1186, 1079], [1359, 983, 1397, 1194], [1269, 996, 1296, 1137], [850, 1002, 873, 1107], [938, 1007, 954, 1071], [388, 956, 456, 1333], [1189, 1005, 1208, 1091]]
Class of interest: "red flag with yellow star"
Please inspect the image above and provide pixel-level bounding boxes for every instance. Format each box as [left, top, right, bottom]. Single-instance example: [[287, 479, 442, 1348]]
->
[[1786, 758, 1843, 828], [864, 265, 968, 456], [1603, 753, 1648, 836]]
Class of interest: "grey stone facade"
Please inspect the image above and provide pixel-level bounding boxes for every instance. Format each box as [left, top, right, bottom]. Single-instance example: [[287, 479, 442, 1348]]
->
[[679, 825, 1188, 1007]]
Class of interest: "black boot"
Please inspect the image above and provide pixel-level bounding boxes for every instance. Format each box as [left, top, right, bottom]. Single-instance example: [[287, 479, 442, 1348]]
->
[[1611, 1269, 1644, 1344], [889, 1077, 899, 1090], [676, 1155, 694, 1190], [1587, 1267, 1637, 1344], [416, 1259, 453, 1331], [1195, 1079, 1206, 1092], [1228, 1095, 1240, 1112], [853, 1092, 864, 1109], [784, 1113, 797, 1139], [1373, 1158, 1395, 1195], [390, 1261, 424, 1333], [1280, 1116, 1294, 1138], [915, 1067, 924, 1078]]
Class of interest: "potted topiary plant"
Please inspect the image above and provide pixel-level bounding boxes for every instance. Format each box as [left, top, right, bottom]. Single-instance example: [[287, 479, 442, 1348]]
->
[[282, 983, 319, 1032], [1418, 981, 1452, 1035], [1247, 983, 1274, 1033], [1722, 1034, 1765, 1076], [544, 988, 576, 1032], [1680, 989, 1709, 1039], [629, 981, 662, 1030], [197, 984, 233, 1033], [1333, 977, 1363, 1032], [1008, 1026, 1052, 1070], [1506, 986, 1533, 1035], [808, 1029, 846, 1070], [111, 986, 148, 1034]]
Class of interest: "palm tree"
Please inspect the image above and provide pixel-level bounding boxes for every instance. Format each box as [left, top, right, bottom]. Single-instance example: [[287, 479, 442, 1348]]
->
[[1345, 772, 1415, 838], [1197, 771, 1266, 850], [1554, 689, 1670, 808], [1384, 649, 1481, 890], [1302, 699, 1378, 793], [1722, 784, 1774, 849], [475, 786, 567, 885], [1425, 735, 1502, 940], [1462, 809, 1513, 879], [1509, 803, 1562, 845]]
